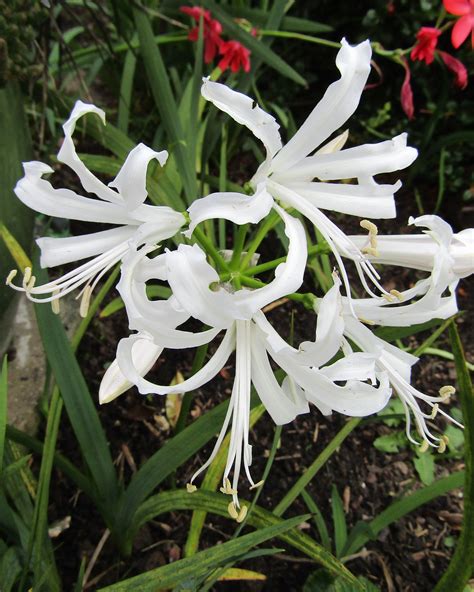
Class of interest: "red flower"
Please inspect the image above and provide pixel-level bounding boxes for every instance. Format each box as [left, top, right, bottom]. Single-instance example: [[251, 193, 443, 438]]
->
[[180, 6, 223, 63], [400, 58, 414, 119], [443, 0, 474, 48], [438, 50, 469, 88], [218, 40, 251, 73], [410, 27, 442, 64]]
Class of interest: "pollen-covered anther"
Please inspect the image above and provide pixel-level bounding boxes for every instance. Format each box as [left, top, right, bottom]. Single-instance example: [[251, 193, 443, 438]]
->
[[390, 289, 404, 302], [22, 267, 32, 289], [79, 285, 93, 318], [382, 293, 395, 303], [51, 290, 61, 315], [439, 385, 455, 402], [227, 501, 239, 520], [437, 435, 449, 454], [430, 403, 439, 419], [186, 483, 197, 493], [362, 246, 379, 257], [419, 440, 429, 453], [26, 275, 36, 291], [236, 505, 248, 523], [358, 316, 376, 326], [6, 269, 18, 286], [220, 477, 237, 495], [249, 479, 264, 490]]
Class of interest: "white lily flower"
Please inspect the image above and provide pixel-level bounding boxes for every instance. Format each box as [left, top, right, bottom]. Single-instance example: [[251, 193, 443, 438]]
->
[[200, 39, 418, 300], [8, 101, 185, 316], [102, 206, 388, 514], [349, 216, 474, 278], [347, 216, 462, 327]]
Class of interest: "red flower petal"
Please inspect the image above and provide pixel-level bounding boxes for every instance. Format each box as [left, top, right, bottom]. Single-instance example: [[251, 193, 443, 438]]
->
[[438, 50, 468, 89], [451, 13, 474, 47], [400, 59, 414, 120], [443, 0, 471, 15]]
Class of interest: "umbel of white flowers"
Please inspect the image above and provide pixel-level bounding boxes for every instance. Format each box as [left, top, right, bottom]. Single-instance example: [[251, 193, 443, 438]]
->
[[7, 38, 474, 520]]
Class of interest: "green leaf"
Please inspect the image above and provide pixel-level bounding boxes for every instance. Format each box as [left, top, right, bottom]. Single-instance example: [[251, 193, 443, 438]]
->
[[133, 5, 196, 202], [201, 0, 306, 87], [117, 35, 137, 135], [98, 514, 311, 591], [100, 285, 171, 318], [0, 546, 22, 592], [444, 424, 464, 452], [374, 319, 442, 343], [377, 398, 404, 427], [331, 486, 347, 558], [301, 490, 332, 552], [133, 490, 358, 585], [34, 261, 119, 518], [373, 432, 407, 453], [0, 357, 7, 476], [413, 449, 435, 486], [434, 325, 474, 591], [220, 7, 333, 33], [0, 223, 32, 272]]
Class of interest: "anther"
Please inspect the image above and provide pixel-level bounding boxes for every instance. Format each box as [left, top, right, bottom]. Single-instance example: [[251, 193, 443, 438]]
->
[[6, 269, 17, 285], [430, 404, 439, 419], [390, 289, 403, 302], [22, 267, 32, 289], [186, 483, 197, 493], [51, 290, 61, 315], [439, 386, 455, 402], [79, 285, 92, 318], [236, 505, 248, 523], [249, 480, 264, 491], [26, 275, 36, 291], [360, 220, 378, 235], [220, 478, 237, 495], [227, 501, 239, 520], [438, 435, 449, 454], [358, 316, 376, 326], [362, 246, 379, 257], [382, 293, 395, 302], [419, 440, 429, 453]]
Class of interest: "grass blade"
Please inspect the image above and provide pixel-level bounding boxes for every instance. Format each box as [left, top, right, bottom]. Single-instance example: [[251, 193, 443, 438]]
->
[[301, 489, 332, 551], [0, 357, 7, 476], [331, 486, 347, 558], [434, 324, 474, 590], [133, 490, 358, 585], [98, 514, 311, 591], [117, 36, 137, 135]]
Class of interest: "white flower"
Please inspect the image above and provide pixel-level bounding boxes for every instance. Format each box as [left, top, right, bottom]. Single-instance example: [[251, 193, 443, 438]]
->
[[7, 101, 185, 316], [346, 216, 462, 327], [349, 216, 474, 279], [101, 206, 388, 514], [199, 39, 418, 300]]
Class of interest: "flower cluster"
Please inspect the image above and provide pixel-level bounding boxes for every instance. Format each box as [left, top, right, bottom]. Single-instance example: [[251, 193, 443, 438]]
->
[[180, 6, 251, 73], [401, 0, 471, 118], [9, 40, 473, 519]]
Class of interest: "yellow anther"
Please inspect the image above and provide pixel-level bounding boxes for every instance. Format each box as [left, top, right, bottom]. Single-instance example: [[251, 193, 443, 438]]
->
[[430, 404, 439, 419], [249, 480, 264, 491], [227, 501, 239, 520], [362, 246, 379, 257], [358, 316, 376, 326], [22, 267, 32, 289], [186, 483, 197, 493], [236, 505, 248, 523], [51, 290, 61, 315], [360, 220, 378, 235], [437, 435, 449, 454], [382, 293, 395, 302], [439, 386, 455, 402], [79, 285, 92, 318], [6, 269, 17, 285], [220, 477, 237, 495], [390, 289, 404, 302], [419, 440, 429, 453]]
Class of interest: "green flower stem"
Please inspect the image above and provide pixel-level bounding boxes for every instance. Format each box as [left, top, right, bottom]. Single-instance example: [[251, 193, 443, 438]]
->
[[230, 224, 248, 269], [260, 30, 341, 49], [193, 227, 230, 272], [239, 210, 281, 271]]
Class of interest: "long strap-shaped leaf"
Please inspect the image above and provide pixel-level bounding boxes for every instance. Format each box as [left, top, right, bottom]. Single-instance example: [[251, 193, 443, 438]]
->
[[98, 513, 312, 591], [435, 323, 473, 590], [133, 4, 197, 204], [132, 490, 357, 584], [34, 264, 119, 519]]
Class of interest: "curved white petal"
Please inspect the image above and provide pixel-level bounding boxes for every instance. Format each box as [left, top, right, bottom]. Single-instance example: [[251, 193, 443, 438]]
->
[[319, 352, 376, 383], [166, 244, 249, 329], [275, 134, 418, 182], [296, 276, 345, 366], [37, 225, 136, 268], [14, 162, 135, 224], [233, 204, 307, 313], [250, 322, 309, 425], [452, 228, 474, 278], [201, 78, 282, 184], [99, 337, 162, 404], [272, 39, 372, 173], [284, 180, 399, 219], [117, 327, 235, 395], [185, 182, 274, 237], [58, 101, 122, 204], [109, 143, 168, 210]]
